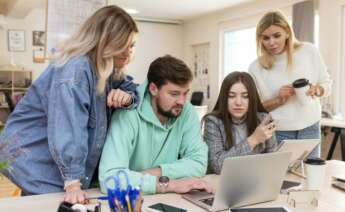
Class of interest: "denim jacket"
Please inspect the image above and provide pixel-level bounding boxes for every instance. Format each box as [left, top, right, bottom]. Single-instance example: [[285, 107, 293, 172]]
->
[[0, 56, 139, 194]]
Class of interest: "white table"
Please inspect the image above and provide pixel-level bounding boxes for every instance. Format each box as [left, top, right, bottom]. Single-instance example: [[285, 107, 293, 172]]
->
[[1, 160, 345, 212], [321, 118, 345, 160]]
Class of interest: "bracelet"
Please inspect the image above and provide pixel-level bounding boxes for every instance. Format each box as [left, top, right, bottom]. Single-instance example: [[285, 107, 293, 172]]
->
[[315, 85, 324, 97], [64, 180, 82, 190]]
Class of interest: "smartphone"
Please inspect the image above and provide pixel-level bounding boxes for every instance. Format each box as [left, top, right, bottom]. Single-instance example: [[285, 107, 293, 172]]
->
[[147, 203, 187, 212], [281, 180, 301, 190]]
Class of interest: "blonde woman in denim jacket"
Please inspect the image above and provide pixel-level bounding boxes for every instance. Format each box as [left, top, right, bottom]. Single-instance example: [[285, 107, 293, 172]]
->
[[0, 5, 139, 204]]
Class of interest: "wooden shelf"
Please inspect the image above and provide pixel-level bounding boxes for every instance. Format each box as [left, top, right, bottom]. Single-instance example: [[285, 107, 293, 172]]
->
[[0, 68, 32, 123], [0, 88, 29, 90]]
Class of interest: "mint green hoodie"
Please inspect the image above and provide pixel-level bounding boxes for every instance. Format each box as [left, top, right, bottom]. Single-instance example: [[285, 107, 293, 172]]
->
[[99, 81, 208, 194]]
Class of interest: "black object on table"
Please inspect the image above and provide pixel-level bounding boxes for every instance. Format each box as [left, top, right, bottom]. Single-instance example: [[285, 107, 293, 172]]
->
[[326, 127, 345, 161]]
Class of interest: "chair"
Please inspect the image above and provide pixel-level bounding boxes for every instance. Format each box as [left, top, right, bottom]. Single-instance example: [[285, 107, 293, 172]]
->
[[4, 92, 14, 112], [190, 91, 204, 106]]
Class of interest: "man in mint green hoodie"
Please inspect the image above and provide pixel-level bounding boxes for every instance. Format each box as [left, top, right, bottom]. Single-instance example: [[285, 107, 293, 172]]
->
[[99, 55, 212, 195]]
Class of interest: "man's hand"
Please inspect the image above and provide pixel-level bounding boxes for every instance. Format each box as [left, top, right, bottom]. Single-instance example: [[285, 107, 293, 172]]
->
[[107, 89, 132, 108], [161, 178, 214, 194]]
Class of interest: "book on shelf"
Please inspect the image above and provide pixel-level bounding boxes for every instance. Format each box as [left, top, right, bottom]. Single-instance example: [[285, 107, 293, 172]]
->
[[12, 91, 25, 105]]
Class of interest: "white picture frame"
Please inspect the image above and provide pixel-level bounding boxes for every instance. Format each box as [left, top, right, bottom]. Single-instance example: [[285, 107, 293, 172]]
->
[[8, 29, 25, 52]]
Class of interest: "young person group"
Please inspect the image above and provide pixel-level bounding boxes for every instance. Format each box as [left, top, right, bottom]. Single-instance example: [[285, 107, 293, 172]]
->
[[0, 6, 331, 204]]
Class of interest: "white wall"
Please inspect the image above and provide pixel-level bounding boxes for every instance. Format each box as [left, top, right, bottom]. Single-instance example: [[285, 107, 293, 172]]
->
[[126, 21, 184, 84], [0, 8, 48, 80], [182, 0, 305, 110], [0, 11, 184, 84], [318, 0, 345, 115]]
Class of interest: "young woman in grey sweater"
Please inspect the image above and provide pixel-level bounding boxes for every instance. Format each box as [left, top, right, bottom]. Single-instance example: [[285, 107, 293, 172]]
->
[[203, 72, 277, 174]]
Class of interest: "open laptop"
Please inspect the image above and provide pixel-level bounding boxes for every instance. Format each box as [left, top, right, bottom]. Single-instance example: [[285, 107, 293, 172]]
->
[[276, 139, 320, 169], [182, 152, 291, 212]]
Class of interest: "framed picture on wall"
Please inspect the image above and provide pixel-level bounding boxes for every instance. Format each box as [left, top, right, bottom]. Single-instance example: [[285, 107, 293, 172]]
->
[[32, 31, 45, 46], [8, 29, 25, 52]]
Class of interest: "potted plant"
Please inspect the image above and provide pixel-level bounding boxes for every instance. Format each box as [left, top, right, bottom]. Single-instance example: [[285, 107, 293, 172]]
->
[[0, 136, 23, 197]]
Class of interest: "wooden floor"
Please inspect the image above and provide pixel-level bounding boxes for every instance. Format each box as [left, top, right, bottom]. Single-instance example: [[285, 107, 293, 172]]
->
[[0, 174, 21, 198]]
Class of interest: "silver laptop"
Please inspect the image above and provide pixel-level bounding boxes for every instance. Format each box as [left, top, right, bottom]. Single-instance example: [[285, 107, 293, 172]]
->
[[276, 139, 320, 168], [182, 152, 292, 212]]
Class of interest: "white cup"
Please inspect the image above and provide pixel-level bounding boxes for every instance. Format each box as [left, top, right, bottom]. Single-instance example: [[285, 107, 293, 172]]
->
[[292, 78, 312, 106], [304, 158, 326, 191]]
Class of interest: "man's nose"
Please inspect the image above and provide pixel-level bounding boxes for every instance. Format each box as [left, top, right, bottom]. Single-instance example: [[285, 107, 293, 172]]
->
[[176, 95, 186, 105]]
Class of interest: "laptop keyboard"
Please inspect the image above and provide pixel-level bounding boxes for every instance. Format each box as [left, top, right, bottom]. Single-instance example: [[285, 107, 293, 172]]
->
[[199, 197, 214, 206]]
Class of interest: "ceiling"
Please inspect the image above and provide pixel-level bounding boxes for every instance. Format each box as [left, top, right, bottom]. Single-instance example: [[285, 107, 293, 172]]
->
[[109, 0, 253, 21], [0, 0, 253, 21], [0, 0, 44, 18]]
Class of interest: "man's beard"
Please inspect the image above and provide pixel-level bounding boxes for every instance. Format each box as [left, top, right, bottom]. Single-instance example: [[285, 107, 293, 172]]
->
[[156, 100, 182, 118]]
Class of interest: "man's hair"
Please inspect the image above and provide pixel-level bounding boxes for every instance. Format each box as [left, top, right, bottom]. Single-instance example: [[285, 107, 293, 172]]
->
[[147, 55, 193, 88]]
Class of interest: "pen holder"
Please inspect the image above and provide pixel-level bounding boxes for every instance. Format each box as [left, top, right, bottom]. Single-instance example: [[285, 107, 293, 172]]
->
[[105, 170, 143, 212]]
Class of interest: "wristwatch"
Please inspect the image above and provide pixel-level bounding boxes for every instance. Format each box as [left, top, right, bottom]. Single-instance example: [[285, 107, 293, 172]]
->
[[158, 176, 170, 192]]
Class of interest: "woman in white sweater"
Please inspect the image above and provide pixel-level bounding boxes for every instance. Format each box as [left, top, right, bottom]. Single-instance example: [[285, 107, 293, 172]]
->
[[249, 11, 332, 157]]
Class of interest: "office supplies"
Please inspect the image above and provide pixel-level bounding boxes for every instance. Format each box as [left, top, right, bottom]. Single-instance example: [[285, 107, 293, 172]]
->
[[182, 152, 291, 211], [104, 170, 143, 212], [147, 203, 187, 212], [332, 176, 345, 191], [229, 207, 289, 212], [332, 181, 345, 191], [57, 202, 101, 212], [287, 190, 319, 208], [280, 180, 302, 194]]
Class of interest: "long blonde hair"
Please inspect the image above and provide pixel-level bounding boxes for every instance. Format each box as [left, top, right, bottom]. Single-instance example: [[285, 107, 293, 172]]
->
[[256, 10, 301, 70], [55, 5, 138, 93]]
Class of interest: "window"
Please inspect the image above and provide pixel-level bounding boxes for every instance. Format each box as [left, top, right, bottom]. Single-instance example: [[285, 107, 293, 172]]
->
[[223, 27, 256, 77]]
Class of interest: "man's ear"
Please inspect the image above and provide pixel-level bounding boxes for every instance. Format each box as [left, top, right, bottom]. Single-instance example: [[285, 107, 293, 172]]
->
[[148, 82, 158, 96]]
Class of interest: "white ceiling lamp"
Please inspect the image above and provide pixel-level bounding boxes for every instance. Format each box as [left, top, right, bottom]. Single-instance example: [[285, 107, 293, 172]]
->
[[124, 8, 139, 15]]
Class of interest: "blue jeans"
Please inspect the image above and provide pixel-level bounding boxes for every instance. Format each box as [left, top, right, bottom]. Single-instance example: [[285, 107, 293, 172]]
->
[[275, 122, 321, 158]]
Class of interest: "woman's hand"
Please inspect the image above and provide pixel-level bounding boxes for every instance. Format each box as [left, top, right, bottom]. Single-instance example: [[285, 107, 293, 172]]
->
[[306, 84, 323, 97], [247, 114, 276, 150], [107, 89, 132, 108], [278, 85, 295, 102], [64, 182, 89, 204]]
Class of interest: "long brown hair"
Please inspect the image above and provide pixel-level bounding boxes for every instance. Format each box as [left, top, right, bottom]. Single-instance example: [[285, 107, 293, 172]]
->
[[256, 10, 301, 70], [55, 5, 138, 93], [205, 72, 266, 149]]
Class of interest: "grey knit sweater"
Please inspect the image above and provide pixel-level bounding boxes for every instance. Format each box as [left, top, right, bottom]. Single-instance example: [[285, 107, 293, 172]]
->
[[204, 112, 277, 174]]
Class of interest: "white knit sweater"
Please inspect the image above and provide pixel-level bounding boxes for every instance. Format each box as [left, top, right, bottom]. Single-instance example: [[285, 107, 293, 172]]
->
[[249, 42, 332, 131]]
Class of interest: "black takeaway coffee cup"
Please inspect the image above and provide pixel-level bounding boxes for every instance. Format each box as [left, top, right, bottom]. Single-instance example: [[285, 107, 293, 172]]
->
[[292, 78, 311, 105]]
